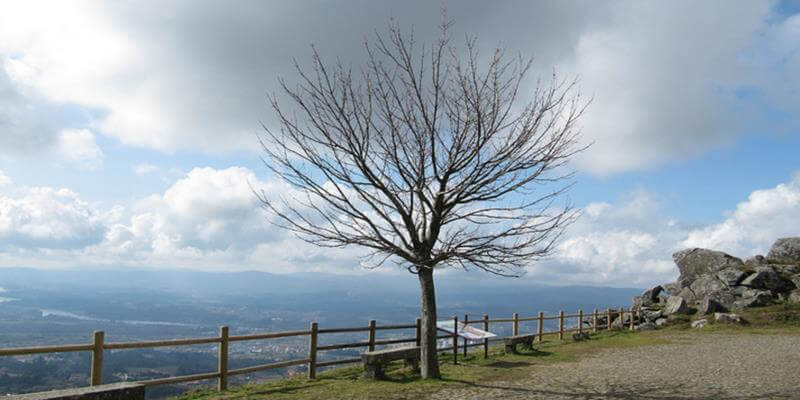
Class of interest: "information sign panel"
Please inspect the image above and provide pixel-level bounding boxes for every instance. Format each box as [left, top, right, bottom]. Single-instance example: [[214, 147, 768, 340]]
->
[[436, 320, 497, 340]]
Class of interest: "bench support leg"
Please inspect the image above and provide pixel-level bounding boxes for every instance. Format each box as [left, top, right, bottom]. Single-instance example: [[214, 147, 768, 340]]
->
[[405, 358, 420, 373], [504, 343, 517, 354], [522, 340, 533, 351], [363, 364, 384, 380]]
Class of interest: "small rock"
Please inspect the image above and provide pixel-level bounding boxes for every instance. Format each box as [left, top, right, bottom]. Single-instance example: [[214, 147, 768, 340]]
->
[[664, 295, 690, 315], [691, 319, 708, 329], [655, 317, 668, 327], [714, 313, 745, 324], [788, 289, 800, 304], [745, 255, 766, 266], [571, 332, 590, 341], [638, 322, 657, 331], [767, 237, 800, 262]]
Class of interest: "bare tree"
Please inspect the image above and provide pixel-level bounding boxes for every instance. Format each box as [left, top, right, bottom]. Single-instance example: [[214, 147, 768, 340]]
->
[[257, 21, 586, 379]]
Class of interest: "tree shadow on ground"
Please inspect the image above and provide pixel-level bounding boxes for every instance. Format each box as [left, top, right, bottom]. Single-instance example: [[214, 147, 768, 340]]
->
[[439, 379, 797, 400], [485, 361, 531, 368]]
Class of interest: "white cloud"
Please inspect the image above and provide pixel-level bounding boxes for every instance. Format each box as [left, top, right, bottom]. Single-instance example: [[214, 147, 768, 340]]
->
[[0, 170, 11, 186], [0, 166, 797, 285], [682, 172, 800, 257], [527, 190, 689, 287], [133, 163, 160, 175], [55, 129, 103, 169], [571, 2, 778, 174], [97, 167, 309, 271], [0, 1, 797, 175], [0, 187, 106, 249]]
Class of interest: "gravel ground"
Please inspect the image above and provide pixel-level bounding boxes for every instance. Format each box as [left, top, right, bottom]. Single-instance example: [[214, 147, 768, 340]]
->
[[427, 333, 800, 399]]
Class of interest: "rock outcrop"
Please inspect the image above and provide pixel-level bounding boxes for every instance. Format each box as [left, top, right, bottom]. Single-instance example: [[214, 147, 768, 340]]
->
[[767, 237, 800, 262], [673, 248, 744, 289], [628, 237, 800, 330]]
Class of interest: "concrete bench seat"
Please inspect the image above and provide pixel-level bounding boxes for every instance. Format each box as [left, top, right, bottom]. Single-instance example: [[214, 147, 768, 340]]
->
[[12, 383, 145, 400], [503, 333, 537, 354], [361, 346, 420, 379]]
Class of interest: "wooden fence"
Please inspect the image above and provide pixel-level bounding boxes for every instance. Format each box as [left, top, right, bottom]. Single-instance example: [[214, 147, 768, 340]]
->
[[0, 306, 641, 393]]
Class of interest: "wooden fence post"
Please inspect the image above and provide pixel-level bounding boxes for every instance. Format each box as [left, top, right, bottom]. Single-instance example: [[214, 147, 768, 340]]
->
[[415, 318, 421, 348], [368, 320, 376, 352], [308, 322, 318, 379], [511, 313, 519, 336], [607, 308, 612, 330], [463, 315, 468, 358], [90, 331, 104, 386], [537, 311, 544, 342], [452, 316, 458, 365], [578, 310, 584, 335], [218, 326, 229, 391], [558, 310, 565, 340], [592, 309, 598, 334], [483, 314, 489, 359]]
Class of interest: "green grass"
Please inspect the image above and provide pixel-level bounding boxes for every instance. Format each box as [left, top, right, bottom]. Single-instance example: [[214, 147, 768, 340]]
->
[[689, 302, 800, 334], [175, 330, 666, 400], [174, 304, 800, 400]]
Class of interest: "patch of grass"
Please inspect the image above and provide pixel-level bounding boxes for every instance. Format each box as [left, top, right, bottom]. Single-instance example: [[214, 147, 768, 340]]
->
[[173, 330, 667, 400], [174, 305, 800, 400], [665, 303, 800, 335]]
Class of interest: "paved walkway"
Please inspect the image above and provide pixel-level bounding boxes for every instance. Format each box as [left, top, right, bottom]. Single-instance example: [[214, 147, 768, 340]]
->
[[427, 333, 800, 399]]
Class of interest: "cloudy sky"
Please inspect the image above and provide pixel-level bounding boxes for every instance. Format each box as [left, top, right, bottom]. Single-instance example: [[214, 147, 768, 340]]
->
[[0, 0, 798, 287]]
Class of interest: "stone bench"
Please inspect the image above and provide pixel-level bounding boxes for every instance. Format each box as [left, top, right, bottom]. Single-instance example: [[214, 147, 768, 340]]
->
[[361, 346, 420, 379], [504, 333, 537, 354], [12, 383, 145, 400]]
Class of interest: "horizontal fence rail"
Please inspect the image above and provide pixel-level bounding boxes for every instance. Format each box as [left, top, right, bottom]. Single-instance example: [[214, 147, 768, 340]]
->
[[0, 306, 642, 395]]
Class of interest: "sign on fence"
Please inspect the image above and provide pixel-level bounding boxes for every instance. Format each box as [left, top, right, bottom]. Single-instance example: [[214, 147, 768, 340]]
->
[[436, 320, 496, 340]]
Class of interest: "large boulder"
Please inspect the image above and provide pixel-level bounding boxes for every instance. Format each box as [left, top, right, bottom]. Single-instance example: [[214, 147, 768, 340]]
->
[[733, 289, 773, 309], [699, 296, 728, 315], [664, 295, 690, 315], [707, 289, 736, 309], [639, 285, 663, 307], [740, 266, 792, 292], [767, 237, 800, 262], [677, 287, 697, 304], [673, 248, 744, 288], [689, 275, 727, 300], [641, 309, 663, 323], [662, 282, 681, 296], [717, 267, 749, 287]]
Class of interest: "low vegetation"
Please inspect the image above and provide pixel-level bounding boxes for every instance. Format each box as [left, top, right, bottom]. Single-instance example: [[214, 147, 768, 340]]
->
[[175, 303, 800, 400]]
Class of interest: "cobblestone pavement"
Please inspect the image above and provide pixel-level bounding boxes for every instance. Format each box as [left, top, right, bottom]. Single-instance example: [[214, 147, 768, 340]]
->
[[426, 333, 800, 399]]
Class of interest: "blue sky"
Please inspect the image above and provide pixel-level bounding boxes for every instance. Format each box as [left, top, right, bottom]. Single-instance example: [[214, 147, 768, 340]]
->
[[0, 1, 798, 287]]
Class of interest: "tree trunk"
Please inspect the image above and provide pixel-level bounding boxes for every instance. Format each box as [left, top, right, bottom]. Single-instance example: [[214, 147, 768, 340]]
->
[[417, 267, 441, 379]]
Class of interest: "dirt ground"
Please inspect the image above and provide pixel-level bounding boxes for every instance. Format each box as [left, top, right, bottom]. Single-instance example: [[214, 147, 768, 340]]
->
[[427, 333, 800, 399]]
